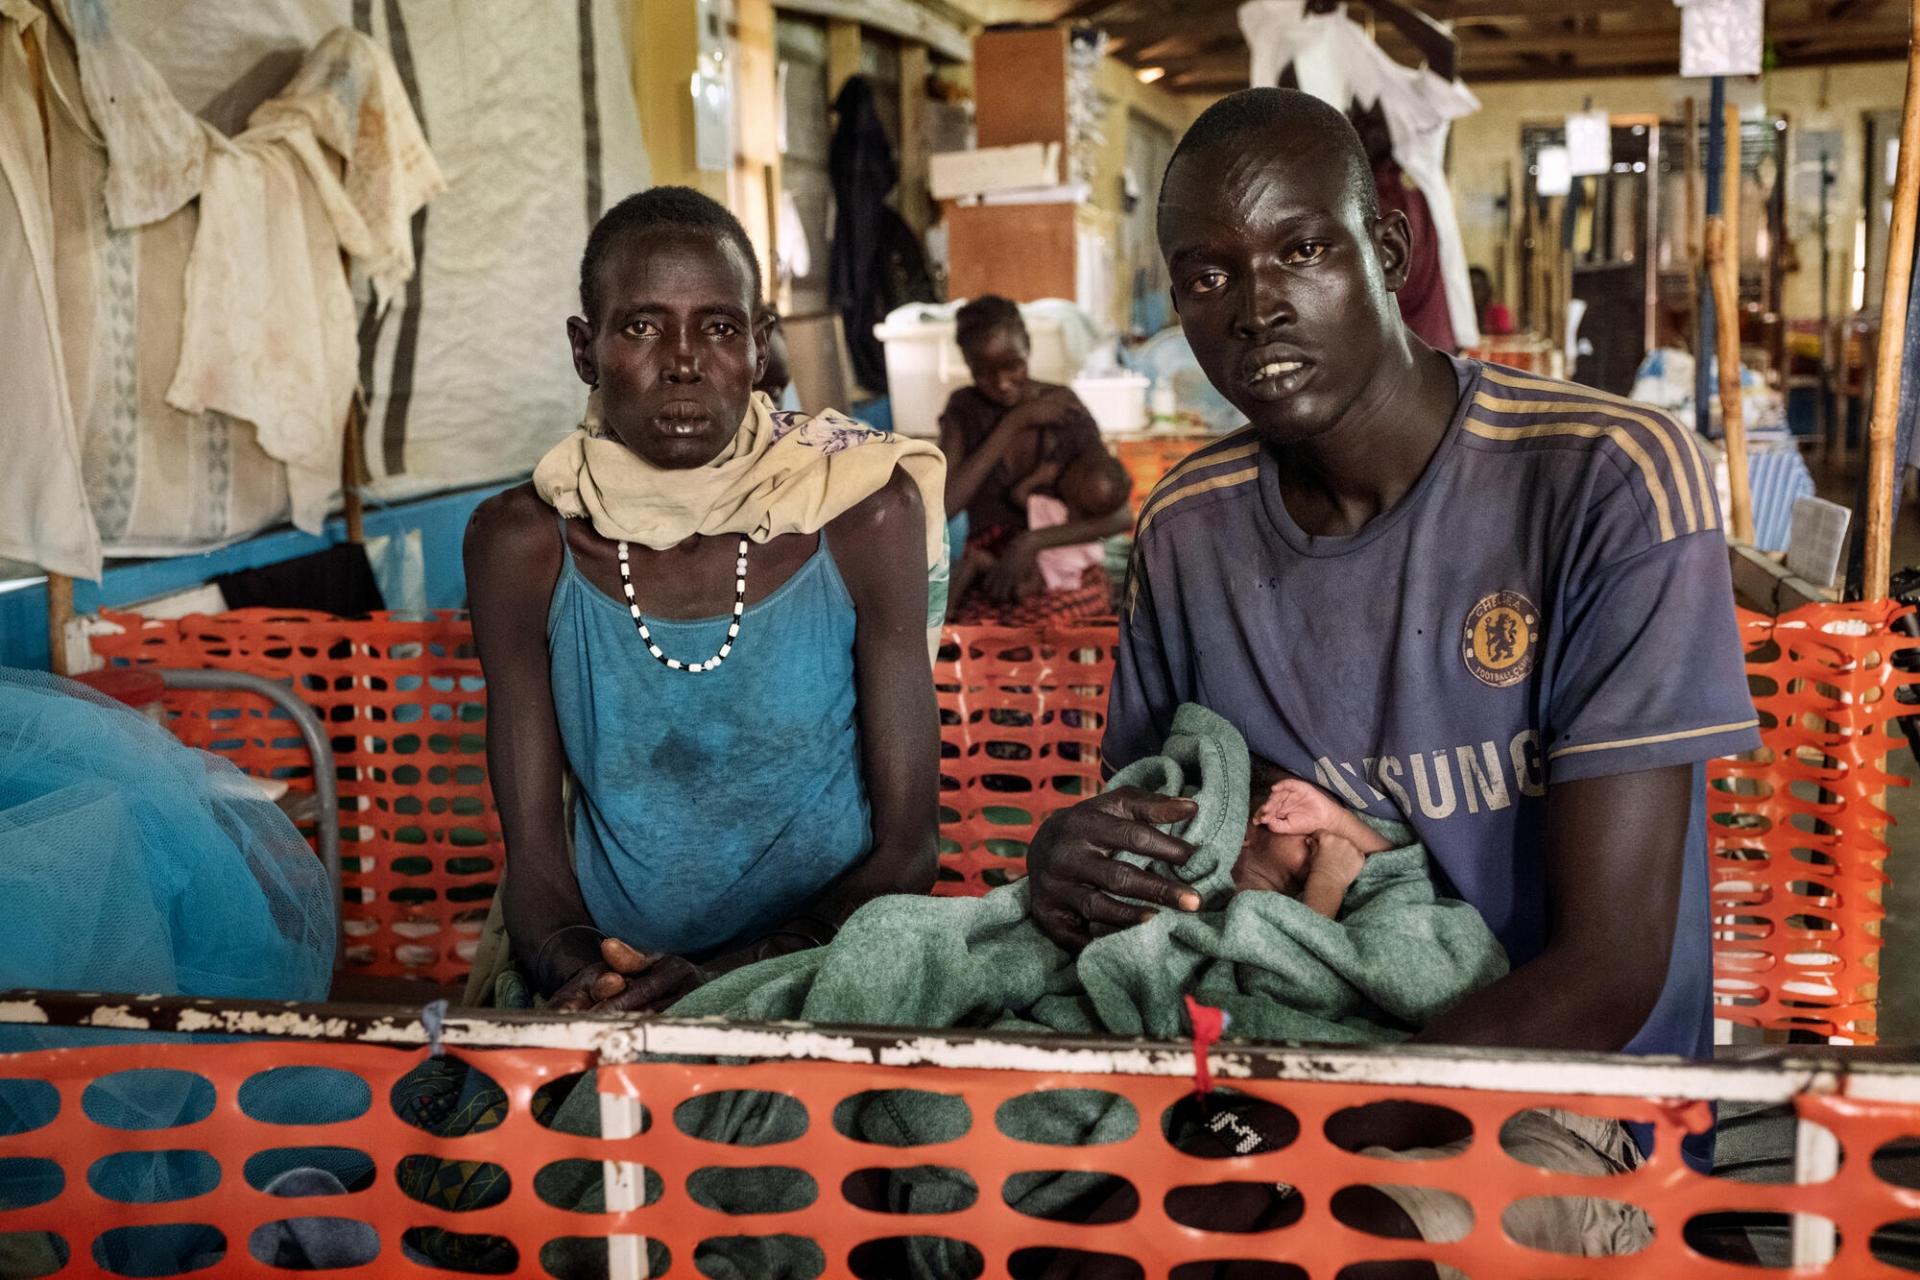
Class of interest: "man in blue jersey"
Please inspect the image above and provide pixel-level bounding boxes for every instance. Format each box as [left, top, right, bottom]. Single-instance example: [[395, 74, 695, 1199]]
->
[[1023, 90, 1758, 1260]]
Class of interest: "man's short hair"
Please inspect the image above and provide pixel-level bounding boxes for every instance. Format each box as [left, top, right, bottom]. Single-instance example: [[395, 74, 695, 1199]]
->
[[1158, 88, 1381, 237], [579, 186, 763, 320], [954, 294, 1028, 353]]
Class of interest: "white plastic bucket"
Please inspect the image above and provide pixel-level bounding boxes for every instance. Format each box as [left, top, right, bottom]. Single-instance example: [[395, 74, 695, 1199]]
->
[[1071, 372, 1150, 434]]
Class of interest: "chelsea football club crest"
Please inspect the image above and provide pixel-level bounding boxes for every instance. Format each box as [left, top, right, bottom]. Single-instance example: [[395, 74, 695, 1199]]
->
[[1463, 591, 1539, 688]]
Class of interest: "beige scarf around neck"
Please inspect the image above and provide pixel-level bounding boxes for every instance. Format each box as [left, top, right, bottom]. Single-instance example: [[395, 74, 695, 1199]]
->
[[533, 393, 950, 655]]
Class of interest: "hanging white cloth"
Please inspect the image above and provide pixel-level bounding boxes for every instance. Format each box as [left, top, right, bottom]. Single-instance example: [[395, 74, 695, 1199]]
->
[[1236, 0, 1481, 348], [165, 28, 444, 530], [53, 3, 441, 534], [0, 0, 99, 579], [777, 187, 811, 283]]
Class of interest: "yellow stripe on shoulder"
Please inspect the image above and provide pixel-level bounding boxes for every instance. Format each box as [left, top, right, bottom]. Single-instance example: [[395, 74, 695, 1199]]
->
[[1479, 366, 1717, 532], [1134, 429, 1260, 528], [1136, 464, 1260, 538]]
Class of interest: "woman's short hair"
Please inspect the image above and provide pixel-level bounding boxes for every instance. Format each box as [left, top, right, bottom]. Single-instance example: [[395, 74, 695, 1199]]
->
[[579, 186, 762, 320], [954, 294, 1028, 354]]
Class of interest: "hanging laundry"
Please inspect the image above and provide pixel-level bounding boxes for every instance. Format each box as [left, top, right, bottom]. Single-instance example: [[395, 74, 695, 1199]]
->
[[1237, 0, 1482, 349], [0, 1, 439, 580], [163, 27, 444, 532], [776, 187, 811, 284], [0, 0, 97, 578]]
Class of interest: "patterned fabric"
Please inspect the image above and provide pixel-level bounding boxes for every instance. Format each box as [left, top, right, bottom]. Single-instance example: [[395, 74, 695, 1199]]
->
[[950, 524, 1114, 625], [542, 393, 950, 659]]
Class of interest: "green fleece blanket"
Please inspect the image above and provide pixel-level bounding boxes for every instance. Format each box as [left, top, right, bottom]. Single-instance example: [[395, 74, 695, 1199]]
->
[[676, 702, 1505, 1041], [658, 703, 1507, 1278], [408, 704, 1505, 1279]]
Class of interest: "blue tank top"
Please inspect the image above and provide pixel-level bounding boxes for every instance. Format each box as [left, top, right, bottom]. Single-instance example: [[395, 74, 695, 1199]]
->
[[546, 520, 871, 957]]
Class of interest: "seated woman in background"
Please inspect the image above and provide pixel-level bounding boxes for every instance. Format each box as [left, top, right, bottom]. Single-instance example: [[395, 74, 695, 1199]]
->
[[938, 295, 1133, 624], [463, 186, 943, 1012]]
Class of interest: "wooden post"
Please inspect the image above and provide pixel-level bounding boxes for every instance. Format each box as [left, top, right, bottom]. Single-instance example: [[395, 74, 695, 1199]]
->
[[827, 18, 862, 100], [1684, 97, 1701, 344], [1862, 0, 1920, 601], [898, 41, 931, 235], [341, 394, 366, 546], [45, 573, 73, 677], [1709, 101, 1754, 544]]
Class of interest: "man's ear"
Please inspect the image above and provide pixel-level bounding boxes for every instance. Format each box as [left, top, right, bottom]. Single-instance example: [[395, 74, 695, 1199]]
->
[[566, 316, 597, 386], [1372, 208, 1413, 293]]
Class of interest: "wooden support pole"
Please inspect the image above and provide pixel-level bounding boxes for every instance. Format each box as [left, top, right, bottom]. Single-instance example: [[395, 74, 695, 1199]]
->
[[1709, 101, 1754, 545], [1863, 0, 1920, 601], [341, 394, 366, 546], [1684, 97, 1701, 340], [827, 18, 862, 100], [898, 41, 932, 235], [45, 574, 73, 677]]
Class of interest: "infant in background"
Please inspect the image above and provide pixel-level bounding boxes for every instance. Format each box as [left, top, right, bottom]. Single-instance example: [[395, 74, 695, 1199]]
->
[[950, 449, 1133, 607], [1236, 771, 1395, 917], [1019, 449, 1133, 590]]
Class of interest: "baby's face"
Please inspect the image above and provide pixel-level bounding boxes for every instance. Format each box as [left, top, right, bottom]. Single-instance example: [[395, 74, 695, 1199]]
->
[[1234, 822, 1314, 896]]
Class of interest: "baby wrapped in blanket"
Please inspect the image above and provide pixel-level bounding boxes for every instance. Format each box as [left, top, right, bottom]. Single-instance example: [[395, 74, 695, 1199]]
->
[[658, 704, 1509, 1278], [675, 701, 1506, 1044]]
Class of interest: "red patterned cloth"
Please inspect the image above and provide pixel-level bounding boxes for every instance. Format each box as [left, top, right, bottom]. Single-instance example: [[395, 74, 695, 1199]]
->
[[949, 571, 1113, 627]]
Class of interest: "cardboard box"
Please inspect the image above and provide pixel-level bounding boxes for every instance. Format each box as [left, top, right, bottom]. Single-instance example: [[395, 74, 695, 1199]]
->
[[929, 142, 1061, 200]]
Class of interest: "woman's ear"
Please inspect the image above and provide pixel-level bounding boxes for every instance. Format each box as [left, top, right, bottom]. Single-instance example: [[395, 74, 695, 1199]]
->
[[752, 311, 772, 385], [566, 316, 598, 386]]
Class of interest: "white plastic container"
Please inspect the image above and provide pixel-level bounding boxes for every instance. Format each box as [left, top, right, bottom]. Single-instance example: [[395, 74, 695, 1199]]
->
[[1071, 372, 1150, 434], [874, 301, 1088, 439]]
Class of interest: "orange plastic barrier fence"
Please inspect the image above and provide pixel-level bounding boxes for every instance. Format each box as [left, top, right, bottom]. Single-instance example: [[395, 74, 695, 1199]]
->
[[86, 614, 1118, 977], [2, 998, 1920, 1278], [1705, 601, 1919, 1044], [1462, 338, 1559, 377], [90, 610, 498, 987], [934, 625, 1118, 896], [1112, 434, 1214, 511], [90, 602, 1915, 1038]]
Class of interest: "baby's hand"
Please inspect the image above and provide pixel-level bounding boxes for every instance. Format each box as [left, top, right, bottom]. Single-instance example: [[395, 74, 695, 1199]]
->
[[1298, 830, 1368, 918], [1307, 832, 1367, 884], [1254, 778, 1344, 836]]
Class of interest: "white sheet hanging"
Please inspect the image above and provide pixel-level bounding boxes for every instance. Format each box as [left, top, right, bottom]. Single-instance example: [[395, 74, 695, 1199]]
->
[[1236, 0, 1482, 348], [51, 2, 442, 535], [165, 28, 444, 531], [0, 0, 99, 579]]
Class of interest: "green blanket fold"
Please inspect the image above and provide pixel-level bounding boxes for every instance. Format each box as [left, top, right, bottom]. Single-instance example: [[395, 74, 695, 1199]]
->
[[675, 702, 1508, 1045], [411, 705, 1506, 1280]]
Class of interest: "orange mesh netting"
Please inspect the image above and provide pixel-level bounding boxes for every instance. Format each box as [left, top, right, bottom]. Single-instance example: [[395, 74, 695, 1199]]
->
[[934, 625, 1117, 896], [1113, 435, 1213, 510], [1706, 600, 1918, 1043], [89, 610, 498, 987], [86, 599, 1912, 1036], [2, 1013, 1920, 1278]]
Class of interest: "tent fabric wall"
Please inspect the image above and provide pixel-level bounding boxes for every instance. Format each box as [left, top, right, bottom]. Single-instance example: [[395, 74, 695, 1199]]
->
[[2, 0, 648, 580], [101, 0, 649, 507]]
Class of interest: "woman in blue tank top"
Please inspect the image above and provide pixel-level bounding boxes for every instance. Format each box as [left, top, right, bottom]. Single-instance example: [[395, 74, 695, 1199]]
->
[[464, 188, 940, 1013]]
